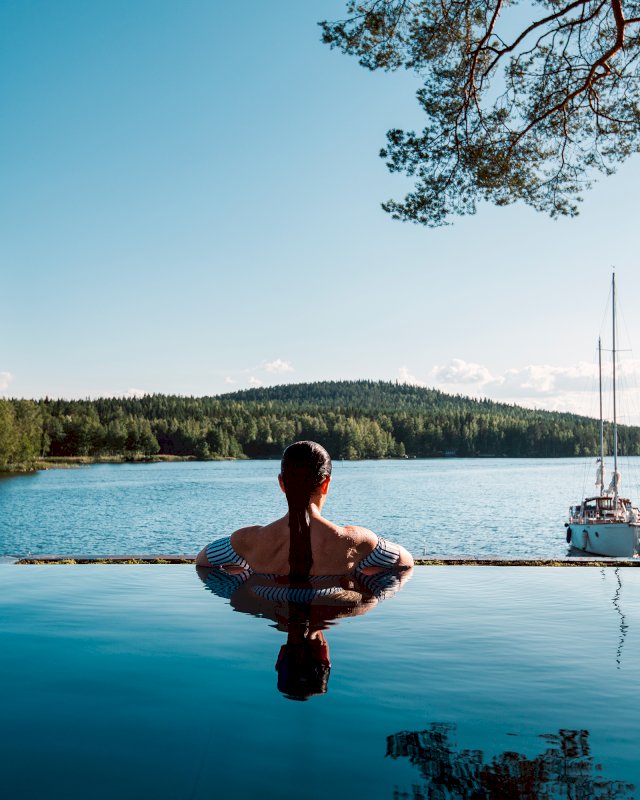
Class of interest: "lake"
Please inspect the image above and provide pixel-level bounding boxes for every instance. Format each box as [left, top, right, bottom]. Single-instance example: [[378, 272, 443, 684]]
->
[[3, 457, 638, 558]]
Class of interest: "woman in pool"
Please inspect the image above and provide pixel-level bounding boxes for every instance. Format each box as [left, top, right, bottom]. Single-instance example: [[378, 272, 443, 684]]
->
[[195, 440, 413, 577]]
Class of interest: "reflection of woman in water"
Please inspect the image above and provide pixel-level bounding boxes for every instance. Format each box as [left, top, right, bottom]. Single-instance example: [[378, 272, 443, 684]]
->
[[196, 440, 414, 576], [198, 566, 412, 700], [275, 623, 331, 701]]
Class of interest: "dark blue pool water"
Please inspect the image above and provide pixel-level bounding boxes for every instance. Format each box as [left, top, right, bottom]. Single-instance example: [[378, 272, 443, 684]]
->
[[1, 566, 638, 798]]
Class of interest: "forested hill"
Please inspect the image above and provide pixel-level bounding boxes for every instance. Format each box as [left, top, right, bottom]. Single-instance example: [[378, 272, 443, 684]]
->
[[1, 380, 638, 470], [223, 381, 526, 414]]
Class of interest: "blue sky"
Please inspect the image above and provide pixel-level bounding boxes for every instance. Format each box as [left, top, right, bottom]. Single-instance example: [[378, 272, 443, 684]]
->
[[2, 0, 640, 419]]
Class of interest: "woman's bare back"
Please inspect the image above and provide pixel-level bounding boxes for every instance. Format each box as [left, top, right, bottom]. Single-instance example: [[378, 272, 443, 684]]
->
[[228, 513, 379, 575]]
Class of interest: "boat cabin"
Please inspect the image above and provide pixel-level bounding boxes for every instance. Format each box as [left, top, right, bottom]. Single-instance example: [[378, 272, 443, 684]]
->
[[571, 495, 633, 522]]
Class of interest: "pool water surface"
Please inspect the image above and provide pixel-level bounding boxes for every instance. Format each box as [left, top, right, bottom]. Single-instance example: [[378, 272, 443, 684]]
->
[[1, 566, 638, 798]]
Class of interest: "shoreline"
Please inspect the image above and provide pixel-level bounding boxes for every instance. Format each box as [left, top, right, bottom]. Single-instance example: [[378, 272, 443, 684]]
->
[[1, 452, 630, 477], [5, 555, 640, 567], [0, 454, 242, 474]]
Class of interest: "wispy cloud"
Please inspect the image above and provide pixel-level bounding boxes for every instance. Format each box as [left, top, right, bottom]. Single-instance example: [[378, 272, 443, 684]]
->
[[428, 358, 601, 400], [0, 371, 14, 392], [264, 359, 294, 374], [431, 358, 493, 385], [400, 357, 640, 422], [491, 362, 598, 397], [221, 358, 294, 389], [398, 366, 426, 387]]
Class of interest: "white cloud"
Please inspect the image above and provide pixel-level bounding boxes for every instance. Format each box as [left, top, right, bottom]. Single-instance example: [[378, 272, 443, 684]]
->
[[125, 388, 146, 398], [249, 376, 262, 387], [491, 362, 597, 397], [0, 371, 14, 392], [419, 357, 640, 422], [264, 359, 293, 374], [428, 358, 601, 398], [224, 376, 237, 385], [431, 358, 493, 385], [398, 366, 426, 387]]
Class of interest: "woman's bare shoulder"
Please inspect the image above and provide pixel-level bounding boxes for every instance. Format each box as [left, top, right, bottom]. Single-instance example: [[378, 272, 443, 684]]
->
[[342, 525, 378, 553], [230, 524, 265, 551], [231, 517, 287, 553], [342, 525, 415, 569], [230, 524, 263, 539]]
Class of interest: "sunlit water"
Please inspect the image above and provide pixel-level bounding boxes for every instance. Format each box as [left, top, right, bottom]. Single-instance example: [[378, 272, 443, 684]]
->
[[3, 457, 640, 557], [1, 565, 638, 799]]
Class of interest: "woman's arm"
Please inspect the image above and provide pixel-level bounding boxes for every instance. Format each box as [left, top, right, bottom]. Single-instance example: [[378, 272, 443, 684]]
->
[[395, 544, 415, 568], [194, 532, 253, 571], [195, 546, 212, 567], [353, 528, 414, 573]]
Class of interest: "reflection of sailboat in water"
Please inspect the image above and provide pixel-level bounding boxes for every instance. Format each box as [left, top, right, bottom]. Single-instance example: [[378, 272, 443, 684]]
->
[[566, 274, 640, 556], [198, 566, 410, 700], [387, 724, 634, 798]]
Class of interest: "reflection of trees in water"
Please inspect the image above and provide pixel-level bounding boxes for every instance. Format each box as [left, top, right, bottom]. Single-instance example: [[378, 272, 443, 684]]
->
[[386, 725, 634, 799]]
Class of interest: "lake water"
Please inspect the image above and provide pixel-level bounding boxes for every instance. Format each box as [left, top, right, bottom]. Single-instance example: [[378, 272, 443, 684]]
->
[[2, 457, 640, 558], [1, 565, 638, 799]]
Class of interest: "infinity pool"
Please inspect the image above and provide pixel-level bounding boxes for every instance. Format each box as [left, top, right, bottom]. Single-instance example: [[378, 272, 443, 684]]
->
[[1, 566, 638, 798]]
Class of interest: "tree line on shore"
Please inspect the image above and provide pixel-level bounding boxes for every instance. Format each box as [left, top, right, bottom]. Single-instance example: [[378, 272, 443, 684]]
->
[[1, 381, 639, 471]]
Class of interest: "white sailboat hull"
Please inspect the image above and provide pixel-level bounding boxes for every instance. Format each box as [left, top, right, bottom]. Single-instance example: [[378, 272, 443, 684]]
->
[[568, 522, 640, 557]]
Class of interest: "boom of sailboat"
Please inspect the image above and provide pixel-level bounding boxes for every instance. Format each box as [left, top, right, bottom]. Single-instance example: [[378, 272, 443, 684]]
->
[[565, 273, 640, 557]]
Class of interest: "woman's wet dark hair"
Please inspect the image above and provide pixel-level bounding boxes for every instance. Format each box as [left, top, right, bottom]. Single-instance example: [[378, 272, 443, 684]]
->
[[280, 441, 332, 580]]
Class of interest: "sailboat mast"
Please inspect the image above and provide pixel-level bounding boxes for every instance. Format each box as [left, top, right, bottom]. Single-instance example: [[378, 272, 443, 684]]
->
[[612, 272, 618, 501], [599, 337, 605, 495]]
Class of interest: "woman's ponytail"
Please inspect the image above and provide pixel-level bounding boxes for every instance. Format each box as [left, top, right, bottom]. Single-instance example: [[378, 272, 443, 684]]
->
[[280, 441, 332, 581]]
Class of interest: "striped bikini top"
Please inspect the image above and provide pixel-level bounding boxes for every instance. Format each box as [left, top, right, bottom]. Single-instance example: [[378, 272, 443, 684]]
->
[[204, 534, 403, 574]]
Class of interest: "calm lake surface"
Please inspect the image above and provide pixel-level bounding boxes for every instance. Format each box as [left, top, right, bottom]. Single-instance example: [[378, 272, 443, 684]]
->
[[1, 565, 638, 799], [2, 457, 640, 558]]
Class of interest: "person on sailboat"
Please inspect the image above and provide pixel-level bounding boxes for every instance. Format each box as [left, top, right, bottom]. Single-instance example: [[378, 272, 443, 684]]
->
[[195, 440, 414, 576]]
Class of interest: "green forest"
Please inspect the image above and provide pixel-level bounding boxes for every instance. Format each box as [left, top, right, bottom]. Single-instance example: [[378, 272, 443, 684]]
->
[[1, 380, 638, 471]]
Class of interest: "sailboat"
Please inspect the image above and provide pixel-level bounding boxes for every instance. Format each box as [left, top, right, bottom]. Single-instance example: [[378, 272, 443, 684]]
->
[[565, 274, 640, 557]]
